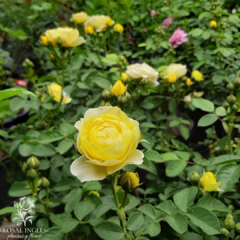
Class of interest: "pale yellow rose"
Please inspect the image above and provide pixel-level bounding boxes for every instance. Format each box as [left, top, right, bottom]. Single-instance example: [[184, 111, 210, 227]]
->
[[84, 15, 115, 32], [126, 63, 159, 87], [71, 12, 88, 24], [70, 106, 144, 182], [200, 172, 222, 192], [44, 27, 85, 47], [183, 91, 204, 104], [47, 83, 72, 104], [160, 64, 187, 83]]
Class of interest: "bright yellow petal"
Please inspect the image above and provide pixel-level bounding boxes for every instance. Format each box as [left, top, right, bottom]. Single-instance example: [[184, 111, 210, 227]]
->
[[70, 155, 108, 182], [106, 149, 144, 175], [204, 182, 221, 192]]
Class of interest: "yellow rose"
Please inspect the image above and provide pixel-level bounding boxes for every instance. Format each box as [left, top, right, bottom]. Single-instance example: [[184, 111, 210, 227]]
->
[[160, 64, 187, 83], [121, 73, 128, 82], [114, 24, 124, 34], [40, 36, 48, 45], [191, 70, 203, 82], [210, 20, 217, 28], [186, 78, 192, 86], [84, 15, 115, 32], [200, 172, 222, 192], [183, 91, 204, 104], [71, 12, 88, 24], [111, 80, 126, 97], [126, 63, 159, 87], [70, 106, 143, 182], [47, 83, 72, 104], [120, 172, 139, 192], [85, 26, 94, 35], [44, 27, 85, 47], [50, 53, 55, 59]]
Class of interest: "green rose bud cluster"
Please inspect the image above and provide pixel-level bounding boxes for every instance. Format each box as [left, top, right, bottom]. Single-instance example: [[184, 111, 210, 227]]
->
[[22, 156, 40, 180]]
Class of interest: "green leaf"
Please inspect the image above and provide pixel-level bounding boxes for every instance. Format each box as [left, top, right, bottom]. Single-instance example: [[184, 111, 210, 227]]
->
[[198, 114, 218, 127], [56, 139, 74, 154], [96, 196, 115, 217], [186, 207, 220, 235], [0, 207, 15, 215], [138, 204, 156, 219], [136, 238, 150, 240], [83, 181, 102, 191], [215, 107, 226, 117], [189, 28, 203, 37], [8, 181, 31, 197], [74, 201, 96, 221], [145, 150, 162, 162], [161, 152, 179, 161], [192, 98, 214, 112], [184, 232, 203, 240], [32, 144, 56, 157], [19, 143, 34, 157], [147, 222, 161, 237], [173, 186, 198, 212], [156, 200, 175, 215], [37, 218, 49, 228], [94, 221, 124, 240], [50, 212, 71, 227], [229, 15, 240, 23], [39, 160, 51, 170], [92, 78, 111, 91], [202, 31, 211, 40], [173, 151, 190, 160], [211, 154, 240, 165], [54, 178, 75, 192], [180, 125, 190, 140], [124, 194, 140, 211], [0, 88, 35, 100], [166, 160, 187, 177], [166, 213, 188, 234], [127, 212, 144, 231], [38, 131, 63, 144], [65, 188, 82, 213], [197, 196, 229, 212], [219, 47, 235, 57], [31, 227, 63, 240], [60, 123, 76, 136], [217, 164, 240, 191], [140, 122, 157, 128], [61, 219, 79, 233]]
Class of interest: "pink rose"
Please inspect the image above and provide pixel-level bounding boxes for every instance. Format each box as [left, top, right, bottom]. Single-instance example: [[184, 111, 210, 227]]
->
[[163, 17, 174, 29], [169, 29, 188, 48], [151, 10, 156, 17]]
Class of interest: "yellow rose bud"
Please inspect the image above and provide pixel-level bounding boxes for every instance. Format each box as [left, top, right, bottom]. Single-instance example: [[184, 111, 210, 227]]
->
[[168, 73, 177, 83], [47, 83, 72, 104], [40, 36, 48, 45], [111, 80, 126, 97], [200, 172, 221, 192], [186, 78, 192, 86], [44, 27, 85, 48], [121, 73, 128, 82], [120, 172, 139, 192], [89, 191, 100, 197], [71, 12, 88, 24], [85, 26, 94, 35], [50, 53, 55, 59], [210, 20, 217, 28], [70, 106, 143, 182], [106, 17, 114, 26], [114, 24, 124, 34], [191, 70, 203, 82]]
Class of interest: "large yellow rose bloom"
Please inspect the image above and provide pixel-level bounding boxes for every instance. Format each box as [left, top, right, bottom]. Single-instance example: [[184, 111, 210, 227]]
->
[[200, 172, 221, 192], [126, 63, 159, 87], [84, 15, 115, 33], [44, 27, 85, 47], [70, 106, 144, 182], [111, 80, 126, 97], [47, 83, 72, 104], [71, 12, 88, 24], [160, 64, 187, 83]]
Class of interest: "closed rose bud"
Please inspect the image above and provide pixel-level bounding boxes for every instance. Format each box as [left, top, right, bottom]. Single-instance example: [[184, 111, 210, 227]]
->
[[227, 83, 234, 91], [121, 73, 128, 82], [226, 213, 233, 219], [125, 92, 131, 101], [224, 218, 235, 230], [111, 80, 126, 97], [38, 177, 50, 188], [210, 20, 217, 28], [220, 228, 229, 237], [27, 156, 40, 169], [22, 162, 28, 173], [117, 95, 128, 103], [228, 205, 235, 212], [222, 101, 229, 108], [200, 172, 221, 192], [120, 172, 139, 192], [190, 171, 200, 183], [40, 36, 48, 45], [236, 223, 240, 233], [235, 236, 240, 240], [232, 104, 238, 111], [27, 168, 37, 179], [227, 94, 236, 104], [234, 77, 240, 86], [101, 89, 112, 100]]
